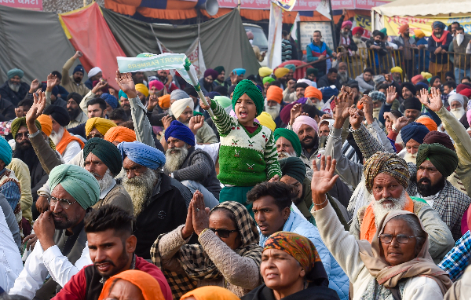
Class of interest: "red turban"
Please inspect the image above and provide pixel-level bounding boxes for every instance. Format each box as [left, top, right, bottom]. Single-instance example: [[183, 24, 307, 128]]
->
[[352, 27, 364, 36]]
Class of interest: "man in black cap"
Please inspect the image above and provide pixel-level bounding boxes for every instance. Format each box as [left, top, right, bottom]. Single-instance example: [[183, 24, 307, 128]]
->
[[43, 105, 83, 163], [61, 51, 90, 96], [401, 82, 417, 101], [295, 82, 309, 100]]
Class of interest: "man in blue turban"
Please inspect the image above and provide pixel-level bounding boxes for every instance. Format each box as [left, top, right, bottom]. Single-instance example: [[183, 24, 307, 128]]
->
[[117, 141, 188, 259], [9, 164, 100, 298], [164, 120, 220, 209], [0, 68, 29, 106], [400, 122, 430, 164]]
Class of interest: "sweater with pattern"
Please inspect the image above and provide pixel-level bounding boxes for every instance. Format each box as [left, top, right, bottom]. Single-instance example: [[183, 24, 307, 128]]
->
[[209, 100, 281, 186]]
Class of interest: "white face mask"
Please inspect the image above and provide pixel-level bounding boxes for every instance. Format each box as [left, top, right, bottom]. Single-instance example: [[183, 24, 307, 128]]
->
[[457, 33, 464, 46]]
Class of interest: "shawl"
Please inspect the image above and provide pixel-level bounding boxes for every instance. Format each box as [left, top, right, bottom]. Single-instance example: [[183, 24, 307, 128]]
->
[[152, 201, 263, 298], [431, 30, 450, 45], [56, 129, 84, 155], [358, 210, 452, 298]]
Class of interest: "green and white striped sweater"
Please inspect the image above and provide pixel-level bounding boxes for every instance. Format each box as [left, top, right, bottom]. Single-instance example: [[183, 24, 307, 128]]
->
[[210, 100, 281, 186]]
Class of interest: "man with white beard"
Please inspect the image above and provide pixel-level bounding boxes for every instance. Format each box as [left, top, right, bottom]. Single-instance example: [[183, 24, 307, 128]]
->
[[0, 68, 30, 106], [349, 152, 454, 263], [25, 92, 133, 216], [43, 105, 83, 163], [337, 62, 353, 86], [164, 120, 220, 209], [265, 85, 285, 127], [118, 141, 187, 259], [449, 27, 471, 82], [448, 94, 467, 120]]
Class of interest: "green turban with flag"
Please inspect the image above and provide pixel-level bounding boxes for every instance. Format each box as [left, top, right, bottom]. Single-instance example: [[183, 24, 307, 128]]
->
[[232, 79, 264, 116], [49, 164, 100, 210], [416, 143, 458, 177], [274, 128, 302, 157]]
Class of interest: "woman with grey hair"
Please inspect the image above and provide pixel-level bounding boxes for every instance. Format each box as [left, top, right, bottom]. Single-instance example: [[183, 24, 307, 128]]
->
[[311, 156, 452, 299]]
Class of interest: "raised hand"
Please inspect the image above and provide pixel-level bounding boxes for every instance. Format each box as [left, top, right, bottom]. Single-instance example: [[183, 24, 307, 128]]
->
[[191, 190, 210, 235], [421, 87, 443, 112], [311, 156, 339, 199], [199, 99, 210, 111], [147, 94, 159, 111], [393, 116, 409, 132], [333, 87, 353, 128], [230, 71, 238, 85], [92, 80, 108, 94], [359, 95, 373, 123], [349, 106, 365, 130], [29, 79, 39, 93], [181, 193, 195, 239], [27, 91, 46, 128], [73, 51, 83, 59], [115, 71, 137, 98], [46, 73, 57, 91], [161, 115, 173, 130], [386, 85, 396, 104], [189, 115, 204, 135], [290, 103, 303, 125]]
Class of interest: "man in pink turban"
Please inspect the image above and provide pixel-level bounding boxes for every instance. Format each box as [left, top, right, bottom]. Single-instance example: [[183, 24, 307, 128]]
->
[[336, 12, 357, 57], [292, 115, 319, 165]]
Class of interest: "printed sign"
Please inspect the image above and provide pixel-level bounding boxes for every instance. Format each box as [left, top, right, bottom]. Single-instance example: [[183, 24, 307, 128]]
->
[[300, 22, 334, 51], [0, 0, 42, 10]]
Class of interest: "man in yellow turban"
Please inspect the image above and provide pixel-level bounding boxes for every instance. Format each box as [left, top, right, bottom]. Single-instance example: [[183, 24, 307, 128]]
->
[[85, 117, 117, 140]]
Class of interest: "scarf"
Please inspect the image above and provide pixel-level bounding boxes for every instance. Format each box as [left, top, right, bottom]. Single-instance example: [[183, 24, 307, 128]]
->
[[431, 30, 450, 45], [357, 210, 452, 299], [152, 201, 263, 298], [56, 129, 84, 155], [360, 194, 414, 242]]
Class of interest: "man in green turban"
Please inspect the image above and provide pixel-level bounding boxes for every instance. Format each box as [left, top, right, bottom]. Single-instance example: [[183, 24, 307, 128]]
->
[[9, 164, 101, 297], [274, 128, 302, 159], [416, 143, 471, 240], [0, 68, 29, 106]]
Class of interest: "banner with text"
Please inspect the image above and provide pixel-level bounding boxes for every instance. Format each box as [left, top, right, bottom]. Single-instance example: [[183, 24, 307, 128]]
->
[[0, 0, 42, 10], [384, 15, 471, 37], [117, 53, 197, 85], [300, 22, 334, 51], [353, 14, 372, 39]]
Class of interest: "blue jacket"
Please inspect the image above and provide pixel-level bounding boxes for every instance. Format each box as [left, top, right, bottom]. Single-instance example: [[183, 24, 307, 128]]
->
[[259, 210, 349, 300]]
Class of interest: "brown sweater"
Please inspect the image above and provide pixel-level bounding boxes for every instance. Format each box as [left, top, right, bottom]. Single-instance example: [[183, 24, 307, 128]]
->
[[30, 132, 133, 215]]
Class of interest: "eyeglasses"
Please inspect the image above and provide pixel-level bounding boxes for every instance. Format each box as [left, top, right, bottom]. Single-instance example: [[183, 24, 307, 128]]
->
[[379, 234, 417, 244], [209, 228, 238, 238], [48, 196, 77, 210], [87, 133, 104, 140], [15, 132, 29, 140]]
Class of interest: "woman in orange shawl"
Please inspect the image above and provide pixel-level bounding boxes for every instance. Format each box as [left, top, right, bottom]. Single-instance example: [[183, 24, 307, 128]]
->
[[98, 270, 165, 300]]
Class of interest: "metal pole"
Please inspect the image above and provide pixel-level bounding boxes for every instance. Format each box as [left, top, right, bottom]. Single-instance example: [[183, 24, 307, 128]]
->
[[184, 59, 215, 118], [327, 0, 337, 49]]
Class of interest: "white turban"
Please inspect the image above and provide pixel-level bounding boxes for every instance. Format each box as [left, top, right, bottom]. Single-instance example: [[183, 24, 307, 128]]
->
[[297, 78, 317, 87], [449, 94, 465, 107], [88, 67, 102, 78], [170, 98, 194, 119]]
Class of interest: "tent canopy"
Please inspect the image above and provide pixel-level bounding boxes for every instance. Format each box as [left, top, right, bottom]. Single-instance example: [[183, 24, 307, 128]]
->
[[373, 0, 471, 16]]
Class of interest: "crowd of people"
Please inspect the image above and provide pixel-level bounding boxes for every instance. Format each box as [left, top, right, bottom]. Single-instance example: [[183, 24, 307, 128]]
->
[[0, 16, 471, 300]]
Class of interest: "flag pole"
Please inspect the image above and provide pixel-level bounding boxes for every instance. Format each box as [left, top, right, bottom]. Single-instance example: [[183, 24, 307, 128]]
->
[[184, 58, 215, 118]]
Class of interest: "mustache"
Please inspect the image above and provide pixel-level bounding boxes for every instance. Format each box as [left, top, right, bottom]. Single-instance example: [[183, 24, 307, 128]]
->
[[52, 212, 68, 219], [18, 140, 31, 146], [418, 177, 431, 185], [90, 172, 103, 180], [94, 259, 116, 267], [377, 197, 398, 204]]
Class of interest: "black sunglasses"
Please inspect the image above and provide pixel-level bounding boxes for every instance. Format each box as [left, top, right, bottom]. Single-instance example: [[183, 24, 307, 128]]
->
[[209, 228, 238, 238]]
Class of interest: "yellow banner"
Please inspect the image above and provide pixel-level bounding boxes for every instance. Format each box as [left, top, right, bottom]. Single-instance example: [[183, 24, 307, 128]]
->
[[354, 14, 372, 39], [384, 15, 471, 37]]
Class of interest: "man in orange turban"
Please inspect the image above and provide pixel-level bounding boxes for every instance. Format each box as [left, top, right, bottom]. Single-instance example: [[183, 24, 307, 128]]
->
[[104, 126, 137, 146], [265, 85, 285, 127], [305, 86, 323, 109]]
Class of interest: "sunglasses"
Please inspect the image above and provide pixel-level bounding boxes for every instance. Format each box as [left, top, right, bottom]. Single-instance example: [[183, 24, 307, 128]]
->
[[87, 133, 104, 140], [209, 228, 238, 238]]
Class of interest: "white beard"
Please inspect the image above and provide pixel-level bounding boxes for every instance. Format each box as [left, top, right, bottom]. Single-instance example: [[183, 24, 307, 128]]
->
[[9, 82, 20, 92], [265, 102, 281, 120], [373, 107, 381, 120], [457, 34, 464, 46], [97, 169, 115, 193], [371, 190, 407, 227], [353, 37, 363, 44], [403, 151, 417, 164], [277, 151, 295, 159], [164, 147, 188, 173], [122, 168, 158, 216], [50, 127, 64, 145], [339, 72, 348, 82], [451, 107, 465, 120]]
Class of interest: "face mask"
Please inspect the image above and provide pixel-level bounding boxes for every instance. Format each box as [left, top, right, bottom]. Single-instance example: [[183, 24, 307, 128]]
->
[[457, 33, 464, 46], [249, 39, 253, 45]]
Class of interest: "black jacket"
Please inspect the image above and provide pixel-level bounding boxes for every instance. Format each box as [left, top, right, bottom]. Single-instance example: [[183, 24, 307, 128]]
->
[[134, 173, 188, 259], [335, 15, 358, 52], [0, 81, 29, 106], [242, 283, 340, 300], [317, 74, 341, 90], [0, 97, 16, 121]]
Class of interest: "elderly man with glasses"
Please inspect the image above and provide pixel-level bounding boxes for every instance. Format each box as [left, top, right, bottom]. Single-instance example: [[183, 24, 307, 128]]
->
[[9, 164, 100, 299]]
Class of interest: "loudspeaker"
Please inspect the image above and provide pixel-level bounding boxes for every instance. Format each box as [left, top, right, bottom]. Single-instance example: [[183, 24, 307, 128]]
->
[[205, 0, 219, 16]]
